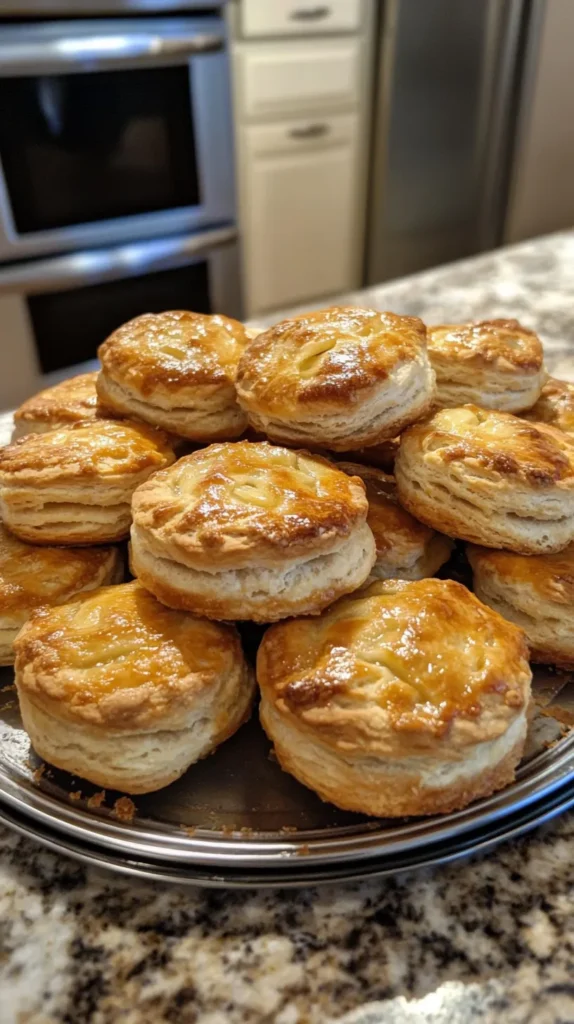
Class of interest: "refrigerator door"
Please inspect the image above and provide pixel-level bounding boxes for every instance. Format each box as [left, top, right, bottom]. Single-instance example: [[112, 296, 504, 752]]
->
[[366, 0, 525, 284]]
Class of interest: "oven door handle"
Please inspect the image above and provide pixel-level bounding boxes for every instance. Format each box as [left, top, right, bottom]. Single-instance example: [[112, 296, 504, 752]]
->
[[0, 228, 237, 295], [0, 31, 224, 75]]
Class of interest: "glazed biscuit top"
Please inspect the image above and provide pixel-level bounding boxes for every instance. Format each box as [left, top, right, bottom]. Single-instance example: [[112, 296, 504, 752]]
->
[[401, 405, 574, 488], [98, 311, 250, 394], [336, 463, 437, 558], [524, 377, 574, 436], [258, 578, 531, 752], [13, 373, 101, 426], [428, 319, 544, 373], [0, 419, 175, 482], [468, 542, 574, 606], [132, 441, 369, 570], [14, 582, 245, 729], [236, 307, 428, 413], [0, 524, 119, 618]]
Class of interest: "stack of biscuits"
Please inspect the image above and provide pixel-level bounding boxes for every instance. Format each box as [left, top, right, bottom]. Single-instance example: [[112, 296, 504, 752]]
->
[[3, 304, 572, 818]]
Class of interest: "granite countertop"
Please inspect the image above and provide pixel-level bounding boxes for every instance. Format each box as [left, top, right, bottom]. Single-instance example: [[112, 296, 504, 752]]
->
[[3, 232, 574, 1024]]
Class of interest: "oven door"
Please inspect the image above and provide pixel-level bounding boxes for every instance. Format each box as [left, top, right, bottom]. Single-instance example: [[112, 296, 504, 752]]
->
[[0, 226, 240, 409], [0, 17, 234, 260]]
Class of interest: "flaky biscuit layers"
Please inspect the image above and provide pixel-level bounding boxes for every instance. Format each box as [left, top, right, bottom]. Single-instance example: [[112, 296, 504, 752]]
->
[[0, 524, 123, 666], [468, 543, 574, 668], [131, 441, 376, 622], [235, 306, 436, 451], [0, 419, 175, 545], [395, 405, 574, 554], [337, 462, 453, 580], [13, 372, 104, 438], [523, 377, 574, 437], [258, 578, 531, 817], [97, 310, 251, 441], [428, 319, 545, 413], [14, 581, 255, 794]]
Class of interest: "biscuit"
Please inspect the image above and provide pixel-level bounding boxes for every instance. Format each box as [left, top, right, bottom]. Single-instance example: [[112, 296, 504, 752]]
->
[[14, 581, 255, 794], [0, 524, 123, 666], [395, 405, 574, 554], [428, 319, 545, 412], [131, 441, 376, 622], [337, 462, 453, 580], [235, 306, 436, 451], [258, 578, 531, 817], [334, 437, 400, 473], [0, 419, 175, 545], [468, 542, 574, 668], [13, 372, 104, 439], [97, 310, 250, 441], [523, 377, 574, 437]]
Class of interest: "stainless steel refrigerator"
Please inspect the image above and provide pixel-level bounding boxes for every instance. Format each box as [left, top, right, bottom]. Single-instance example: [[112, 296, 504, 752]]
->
[[366, 0, 529, 284]]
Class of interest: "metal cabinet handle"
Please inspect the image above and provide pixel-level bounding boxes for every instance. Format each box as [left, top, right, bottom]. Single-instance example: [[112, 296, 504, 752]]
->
[[289, 6, 331, 21], [289, 123, 330, 140]]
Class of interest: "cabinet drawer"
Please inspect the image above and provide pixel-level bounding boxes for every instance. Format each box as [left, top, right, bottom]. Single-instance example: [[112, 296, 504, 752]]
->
[[241, 0, 364, 38], [236, 39, 361, 120], [245, 114, 357, 158]]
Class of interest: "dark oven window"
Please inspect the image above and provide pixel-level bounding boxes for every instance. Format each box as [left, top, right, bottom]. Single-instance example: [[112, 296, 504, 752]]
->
[[0, 67, 200, 233], [28, 262, 211, 374]]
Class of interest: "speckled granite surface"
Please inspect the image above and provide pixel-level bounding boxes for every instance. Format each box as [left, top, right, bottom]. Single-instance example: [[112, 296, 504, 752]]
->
[[2, 232, 574, 1024]]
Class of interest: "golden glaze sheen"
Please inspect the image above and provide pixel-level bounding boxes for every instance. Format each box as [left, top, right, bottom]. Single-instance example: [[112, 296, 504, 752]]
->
[[13, 373, 102, 430], [236, 306, 427, 411], [429, 319, 543, 372], [14, 581, 246, 730], [131, 441, 369, 570], [98, 311, 250, 393], [258, 578, 530, 743], [0, 419, 174, 481], [468, 543, 574, 606], [524, 377, 574, 436]]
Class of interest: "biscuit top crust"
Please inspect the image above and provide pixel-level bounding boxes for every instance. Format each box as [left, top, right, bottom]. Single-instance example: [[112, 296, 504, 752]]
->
[[428, 319, 544, 374], [524, 377, 574, 436], [14, 581, 245, 730], [468, 542, 574, 606], [258, 578, 531, 749], [400, 405, 574, 488], [236, 306, 428, 414], [0, 419, 175, 482], [98, 311, 250, 394], [131, 441, 369, 570], [14, 373, 101, 427]]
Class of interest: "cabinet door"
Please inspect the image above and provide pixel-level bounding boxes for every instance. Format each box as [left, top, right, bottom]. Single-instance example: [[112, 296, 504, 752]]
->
[[242, 117, 359, 314], [241, 0, 364, 39]]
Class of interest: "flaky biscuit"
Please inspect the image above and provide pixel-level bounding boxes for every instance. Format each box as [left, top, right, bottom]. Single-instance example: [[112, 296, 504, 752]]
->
[[235, 306, 435, 451], [523, 377, 574, 437], [0, 524, 123, 666], [468, 542, 574, 668], [428, 319, 545, 412], [97, 310, 250, 441], [337, 462, 453, 580], [13, 373, 104, 438], [131, 441, 376, 622], [14, 581, 255, 794], [258, 578, 531, 817], [395, 405, 574, 554], [0, 419, 175, 545]]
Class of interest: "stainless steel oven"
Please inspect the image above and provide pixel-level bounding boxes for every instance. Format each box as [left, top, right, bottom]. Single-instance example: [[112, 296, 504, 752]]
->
[[0, 227, 240, 409], [0, 11, 234, 260]]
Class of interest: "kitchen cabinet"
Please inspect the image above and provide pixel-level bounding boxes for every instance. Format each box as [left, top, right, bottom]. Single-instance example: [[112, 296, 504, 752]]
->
[[240, 0, 364, 38]]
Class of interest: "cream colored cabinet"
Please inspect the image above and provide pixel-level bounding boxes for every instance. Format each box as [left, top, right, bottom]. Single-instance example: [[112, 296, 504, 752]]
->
[[240, 0, 364, 39], [241, 115, 359, 313]]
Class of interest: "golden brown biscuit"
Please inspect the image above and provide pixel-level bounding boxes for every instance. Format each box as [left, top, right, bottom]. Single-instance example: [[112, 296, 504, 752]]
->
[[337, 462, 453, 580], [235, 306, 436, 451], [131, 441, 376, 622], [13, 373, 104, 438], [97, 310, 250, 441], [523, 377, 574, 437], [14, 581, 255, 794], [258, 578, 531, 817], [0, 524, 123, 666], [428, 319, 545, 412], [0, 419, 175, 546], [333, 437, 400, 473], [468, 542, 574, 668], [395, 405, 574, 554]]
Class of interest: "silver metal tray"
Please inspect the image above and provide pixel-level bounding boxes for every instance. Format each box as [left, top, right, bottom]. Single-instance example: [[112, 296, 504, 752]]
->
[[1, 662, 574, 880]]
